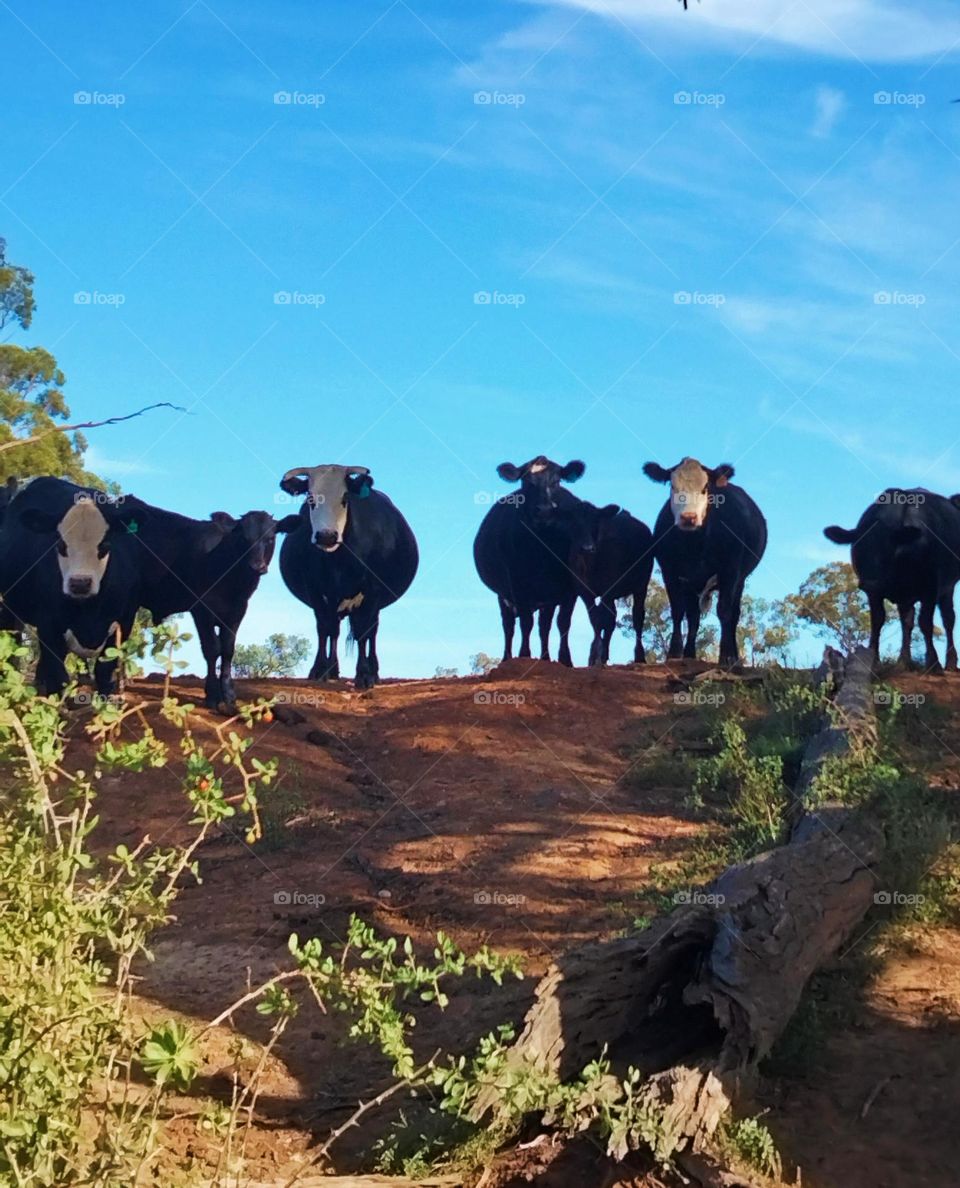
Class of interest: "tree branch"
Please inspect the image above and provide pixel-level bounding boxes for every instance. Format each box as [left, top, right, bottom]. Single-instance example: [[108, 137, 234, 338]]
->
[[0, 401, 187, 454]]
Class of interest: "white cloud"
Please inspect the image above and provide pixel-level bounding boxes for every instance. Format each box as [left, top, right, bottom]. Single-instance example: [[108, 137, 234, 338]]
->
[[811, 85, 846, 138], [541, 0, 960, 62], [84, 446, 164, 479]]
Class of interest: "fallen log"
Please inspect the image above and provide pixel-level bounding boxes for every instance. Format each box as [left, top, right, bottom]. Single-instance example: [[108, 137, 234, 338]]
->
[[470, 649, 884, 1171]]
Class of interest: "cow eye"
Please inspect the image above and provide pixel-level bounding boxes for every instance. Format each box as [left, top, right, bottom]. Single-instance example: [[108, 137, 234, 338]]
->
[[56, 540, 67, 557], [98, 541, 111, 558]]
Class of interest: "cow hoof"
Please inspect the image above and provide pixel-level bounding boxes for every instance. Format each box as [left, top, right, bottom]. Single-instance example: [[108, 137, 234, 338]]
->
[[354, 673, 376, 690]]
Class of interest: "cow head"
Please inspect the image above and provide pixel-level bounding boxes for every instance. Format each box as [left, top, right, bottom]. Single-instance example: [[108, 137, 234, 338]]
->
[[20, 494, 143, 599], [496, 456, 585, 517], [208, 509, 301, 574], [279, 464, 373, 551], [643, 457, 734, 531], [556, 500, 620, 558]]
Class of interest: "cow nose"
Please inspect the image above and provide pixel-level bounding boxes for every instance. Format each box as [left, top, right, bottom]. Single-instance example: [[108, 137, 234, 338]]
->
[[680, 512, 699, 527], [314, 529, 339, 549], [252, 561, 269, 575], [69, 575, 93, 597]]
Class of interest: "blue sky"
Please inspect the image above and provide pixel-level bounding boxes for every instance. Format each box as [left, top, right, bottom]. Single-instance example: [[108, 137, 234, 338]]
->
[[4, 0, 960, 675]]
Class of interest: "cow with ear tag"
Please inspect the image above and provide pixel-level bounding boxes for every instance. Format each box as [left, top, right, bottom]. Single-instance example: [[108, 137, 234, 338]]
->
[[643, 457, 767, 666], [473, 455, 589, 665], [277, 464, 418, 689], [0, 476, 146, 696], [123, 500, 301, 711]]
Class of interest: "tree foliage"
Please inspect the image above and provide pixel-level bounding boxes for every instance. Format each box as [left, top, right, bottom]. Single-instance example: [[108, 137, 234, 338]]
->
[[783, 562, 871, 653], [233, 633, 310, 678], [0, 238, 99, 485]]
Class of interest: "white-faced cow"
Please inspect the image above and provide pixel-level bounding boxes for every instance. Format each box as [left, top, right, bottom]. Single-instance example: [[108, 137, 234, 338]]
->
[[824, 489, 960, 672], [0, 477, 144, 695], [473, 456, 587, 666], [643, 457, 767, 666], [128, 501, 300, 710], [278, 464, 418, 689], [556, 500, 655, 666]]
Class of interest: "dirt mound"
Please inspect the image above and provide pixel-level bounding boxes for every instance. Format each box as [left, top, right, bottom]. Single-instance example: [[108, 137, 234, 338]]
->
[[73, 662, 960, 1185]]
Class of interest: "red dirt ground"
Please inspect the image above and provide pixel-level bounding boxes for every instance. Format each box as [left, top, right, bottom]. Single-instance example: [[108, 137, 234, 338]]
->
[[70, 662, 960, 1186]]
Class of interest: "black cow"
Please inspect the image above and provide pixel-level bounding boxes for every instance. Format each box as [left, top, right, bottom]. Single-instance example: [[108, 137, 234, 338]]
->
[[0, 477, 143, 695], [557, 501, 655, 666], [473, 456, 587, 666], [824, 489, 960, 671], [644, 457, 767, 666], [278, 464, 418, 689], [129, 502, 300, 709]]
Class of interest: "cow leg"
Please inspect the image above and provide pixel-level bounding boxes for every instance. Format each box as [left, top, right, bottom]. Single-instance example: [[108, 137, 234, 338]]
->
[[93, 617, 133, 698], [350, 607, 380, 690], [36, 631, 68, 696], [309, 608, 339, 680], [498, 598, 516, 661], [538, 605, 555, 661], [682, 590, 702, 660], [632, 588, 648, 664], [193, 609, 223, 708], [895, 602, 915, 669], [918, 598, 941, 673], [596, 600, 616, 666], [665, 580, 685, 660], [557, 596, 576, 667], [218, 621, 240, 710], [518, 609, 534, 659], [718, 581, 744, 668], [867, 590, 886, 662], [586, 601, 603, 667], [939, 590, 958, 672]]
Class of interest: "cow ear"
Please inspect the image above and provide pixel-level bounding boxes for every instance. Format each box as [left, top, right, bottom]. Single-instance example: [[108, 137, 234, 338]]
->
[[19, 508, 59, 534], [275, 514, 302, 534], [561, 460, 585, 482], [712, 463, 735, 488], [209, 511, 237, 528], [497, 462, 521, 483], [643, 462, 672, 483], [280, 474, 309, 496], [600, 503, 620, 517], [347, 472, 374, 498]]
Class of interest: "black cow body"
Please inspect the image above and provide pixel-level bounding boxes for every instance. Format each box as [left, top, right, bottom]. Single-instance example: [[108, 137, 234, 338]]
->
[[0, 477, 142, 695], [644, 459, 767, 666], [278, 468, 418, 689], [563, 502, 655, 666], [473, 457, 587, 666], [130, 503, 299, 709], [824, 489, 960, 671]]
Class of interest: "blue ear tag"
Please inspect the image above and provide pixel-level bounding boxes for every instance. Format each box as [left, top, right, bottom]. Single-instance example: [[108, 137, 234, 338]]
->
[[357, 483, 371, 499], [126, 519, 139, 534]]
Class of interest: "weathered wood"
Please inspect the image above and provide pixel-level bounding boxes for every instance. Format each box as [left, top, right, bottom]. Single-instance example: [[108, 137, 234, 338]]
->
[[471, 648, 884, 1165]]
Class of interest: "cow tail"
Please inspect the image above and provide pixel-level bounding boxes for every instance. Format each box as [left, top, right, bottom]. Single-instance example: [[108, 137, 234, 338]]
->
[[699, 575, 718, 614]]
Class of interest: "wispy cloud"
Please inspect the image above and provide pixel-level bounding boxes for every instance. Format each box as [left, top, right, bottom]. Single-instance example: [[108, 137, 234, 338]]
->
[[84, 446, 165, 479], [540, 0, 960, 63], [811, 85, 846, 138]]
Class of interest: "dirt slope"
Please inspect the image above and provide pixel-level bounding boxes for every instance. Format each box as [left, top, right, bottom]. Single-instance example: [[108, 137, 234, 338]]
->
[[70, 662, 960, 1185]]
